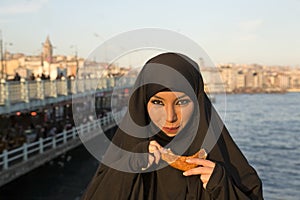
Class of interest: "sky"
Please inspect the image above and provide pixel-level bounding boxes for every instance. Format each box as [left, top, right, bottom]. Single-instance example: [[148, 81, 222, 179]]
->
[[0, 0, 300, 67]]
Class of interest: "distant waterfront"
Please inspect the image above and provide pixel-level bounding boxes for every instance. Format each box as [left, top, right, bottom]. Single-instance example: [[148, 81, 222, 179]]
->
[[0, 93, 299, 200], [223, 87, 300, 94]]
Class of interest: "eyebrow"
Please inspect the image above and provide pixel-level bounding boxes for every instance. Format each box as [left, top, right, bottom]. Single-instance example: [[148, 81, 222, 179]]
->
[[152, 94, 188, 100]]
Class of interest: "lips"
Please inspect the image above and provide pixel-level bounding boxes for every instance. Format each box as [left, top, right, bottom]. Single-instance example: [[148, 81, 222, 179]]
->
[[162, 126, 180, 133]]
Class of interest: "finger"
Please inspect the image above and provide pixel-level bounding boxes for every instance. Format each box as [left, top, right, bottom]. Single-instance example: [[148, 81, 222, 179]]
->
[[142, 154, 155, 171], [149, 144, 159, 153], [149, 140, 162, 150], [200, 174, 212, 190], [200, 174, 211, 184], [153, 150, 161, 164], [186, 158, 215, 168], [183, 166, 213, 176], [148, 144, 161, 164], [148, 154, 155, 166]]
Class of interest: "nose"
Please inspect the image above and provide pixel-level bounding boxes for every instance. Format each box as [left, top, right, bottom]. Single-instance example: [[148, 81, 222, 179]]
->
[[165, 105, 178, 123]]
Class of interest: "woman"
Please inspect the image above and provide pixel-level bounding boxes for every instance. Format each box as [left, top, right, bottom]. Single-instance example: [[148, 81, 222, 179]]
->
[[82, 52, 263, 199]]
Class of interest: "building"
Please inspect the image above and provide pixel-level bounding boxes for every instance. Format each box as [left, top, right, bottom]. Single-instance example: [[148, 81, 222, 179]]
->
[[2, 36, 83, 80]]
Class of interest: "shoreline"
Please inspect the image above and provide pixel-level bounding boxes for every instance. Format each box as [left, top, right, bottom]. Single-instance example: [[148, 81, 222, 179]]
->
[[210, 89, 300, 95]]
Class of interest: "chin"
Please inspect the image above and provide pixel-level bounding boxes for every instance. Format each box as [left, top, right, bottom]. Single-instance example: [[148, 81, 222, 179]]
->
[[163, 129, 182, 137], [163, 132, 177, 137]]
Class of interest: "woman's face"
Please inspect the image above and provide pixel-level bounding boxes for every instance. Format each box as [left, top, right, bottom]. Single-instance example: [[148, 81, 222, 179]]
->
[[147, 91, 194, 137]]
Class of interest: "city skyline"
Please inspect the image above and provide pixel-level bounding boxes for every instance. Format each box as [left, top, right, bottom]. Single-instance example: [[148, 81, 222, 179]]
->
[[0, 0, 300, 66]]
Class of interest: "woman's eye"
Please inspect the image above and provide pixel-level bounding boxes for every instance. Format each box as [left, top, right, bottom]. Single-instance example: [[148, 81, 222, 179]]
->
[[177, 99, 191, 105], [151, 100, 164, 105]]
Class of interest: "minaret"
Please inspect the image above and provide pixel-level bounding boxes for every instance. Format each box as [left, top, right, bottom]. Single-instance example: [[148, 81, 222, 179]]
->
[[42, 36, 53, 63]]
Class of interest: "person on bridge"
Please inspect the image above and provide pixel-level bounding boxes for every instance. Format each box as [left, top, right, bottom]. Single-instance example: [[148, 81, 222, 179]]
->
[[82, 52, 263, 199]]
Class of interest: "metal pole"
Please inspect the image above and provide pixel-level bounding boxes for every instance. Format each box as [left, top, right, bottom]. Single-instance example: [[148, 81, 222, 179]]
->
[[4, 42, 12, 80], [0, 30, 4, 79], [75, 47, 78, 73], [4, 43, 6, 79]]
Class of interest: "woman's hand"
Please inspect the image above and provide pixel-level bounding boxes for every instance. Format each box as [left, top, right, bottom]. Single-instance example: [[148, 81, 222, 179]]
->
[[148, 140, 163, 165], [183, 158, 216, 189]]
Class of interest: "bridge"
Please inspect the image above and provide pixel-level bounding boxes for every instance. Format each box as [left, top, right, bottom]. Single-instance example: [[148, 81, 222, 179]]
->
[[0, 77, 134, 115], [0, 77, 133, 187]]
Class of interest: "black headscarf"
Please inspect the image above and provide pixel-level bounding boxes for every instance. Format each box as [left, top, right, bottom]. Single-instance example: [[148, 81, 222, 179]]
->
[[82, 53, 263, 200]]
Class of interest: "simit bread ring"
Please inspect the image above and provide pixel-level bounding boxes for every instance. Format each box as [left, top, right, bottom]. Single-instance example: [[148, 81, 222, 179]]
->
[[161, 148, 207, 171]]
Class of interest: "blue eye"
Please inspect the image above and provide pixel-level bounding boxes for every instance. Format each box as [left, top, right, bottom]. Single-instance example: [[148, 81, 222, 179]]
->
[[151, 100, 164, 105], [177, 99, 191, 105]]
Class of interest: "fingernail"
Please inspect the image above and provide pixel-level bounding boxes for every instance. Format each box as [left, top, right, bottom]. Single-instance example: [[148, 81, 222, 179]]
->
[[161, 148, 167, 153], [183, 172, 187, 176], [186, 159, 191, 163]]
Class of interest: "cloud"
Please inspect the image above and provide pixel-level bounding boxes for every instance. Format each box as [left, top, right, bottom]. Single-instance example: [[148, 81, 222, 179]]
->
[[0, 0, 48, 15]]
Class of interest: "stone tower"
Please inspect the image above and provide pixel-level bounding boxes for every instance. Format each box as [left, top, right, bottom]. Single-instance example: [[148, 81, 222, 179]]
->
[[42, 36, 53, 63]]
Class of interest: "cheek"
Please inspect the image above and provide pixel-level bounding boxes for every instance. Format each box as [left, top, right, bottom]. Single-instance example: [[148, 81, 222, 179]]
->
[[181, 104, 194, 123], [148, 106, 166, 124]]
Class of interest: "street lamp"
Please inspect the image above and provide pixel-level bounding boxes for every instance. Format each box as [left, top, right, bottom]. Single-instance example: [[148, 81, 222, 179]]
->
[[93, 33, 107, 62], [70, 45, 78, 58], [4, 42, 13, 79], [0, 30, 4, 79]]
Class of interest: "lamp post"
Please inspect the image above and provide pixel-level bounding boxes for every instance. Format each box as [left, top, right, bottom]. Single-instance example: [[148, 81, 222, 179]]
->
[[0, 30, 4, 79], [4, 42, 13, 79], [94, 33, 107, 63], [40, 43, 44, 67]]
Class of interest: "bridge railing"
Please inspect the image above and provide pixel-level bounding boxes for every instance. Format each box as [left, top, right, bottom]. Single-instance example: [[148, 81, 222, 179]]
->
[[0, 77, 131, 107], [0, 111, 124, 171]]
